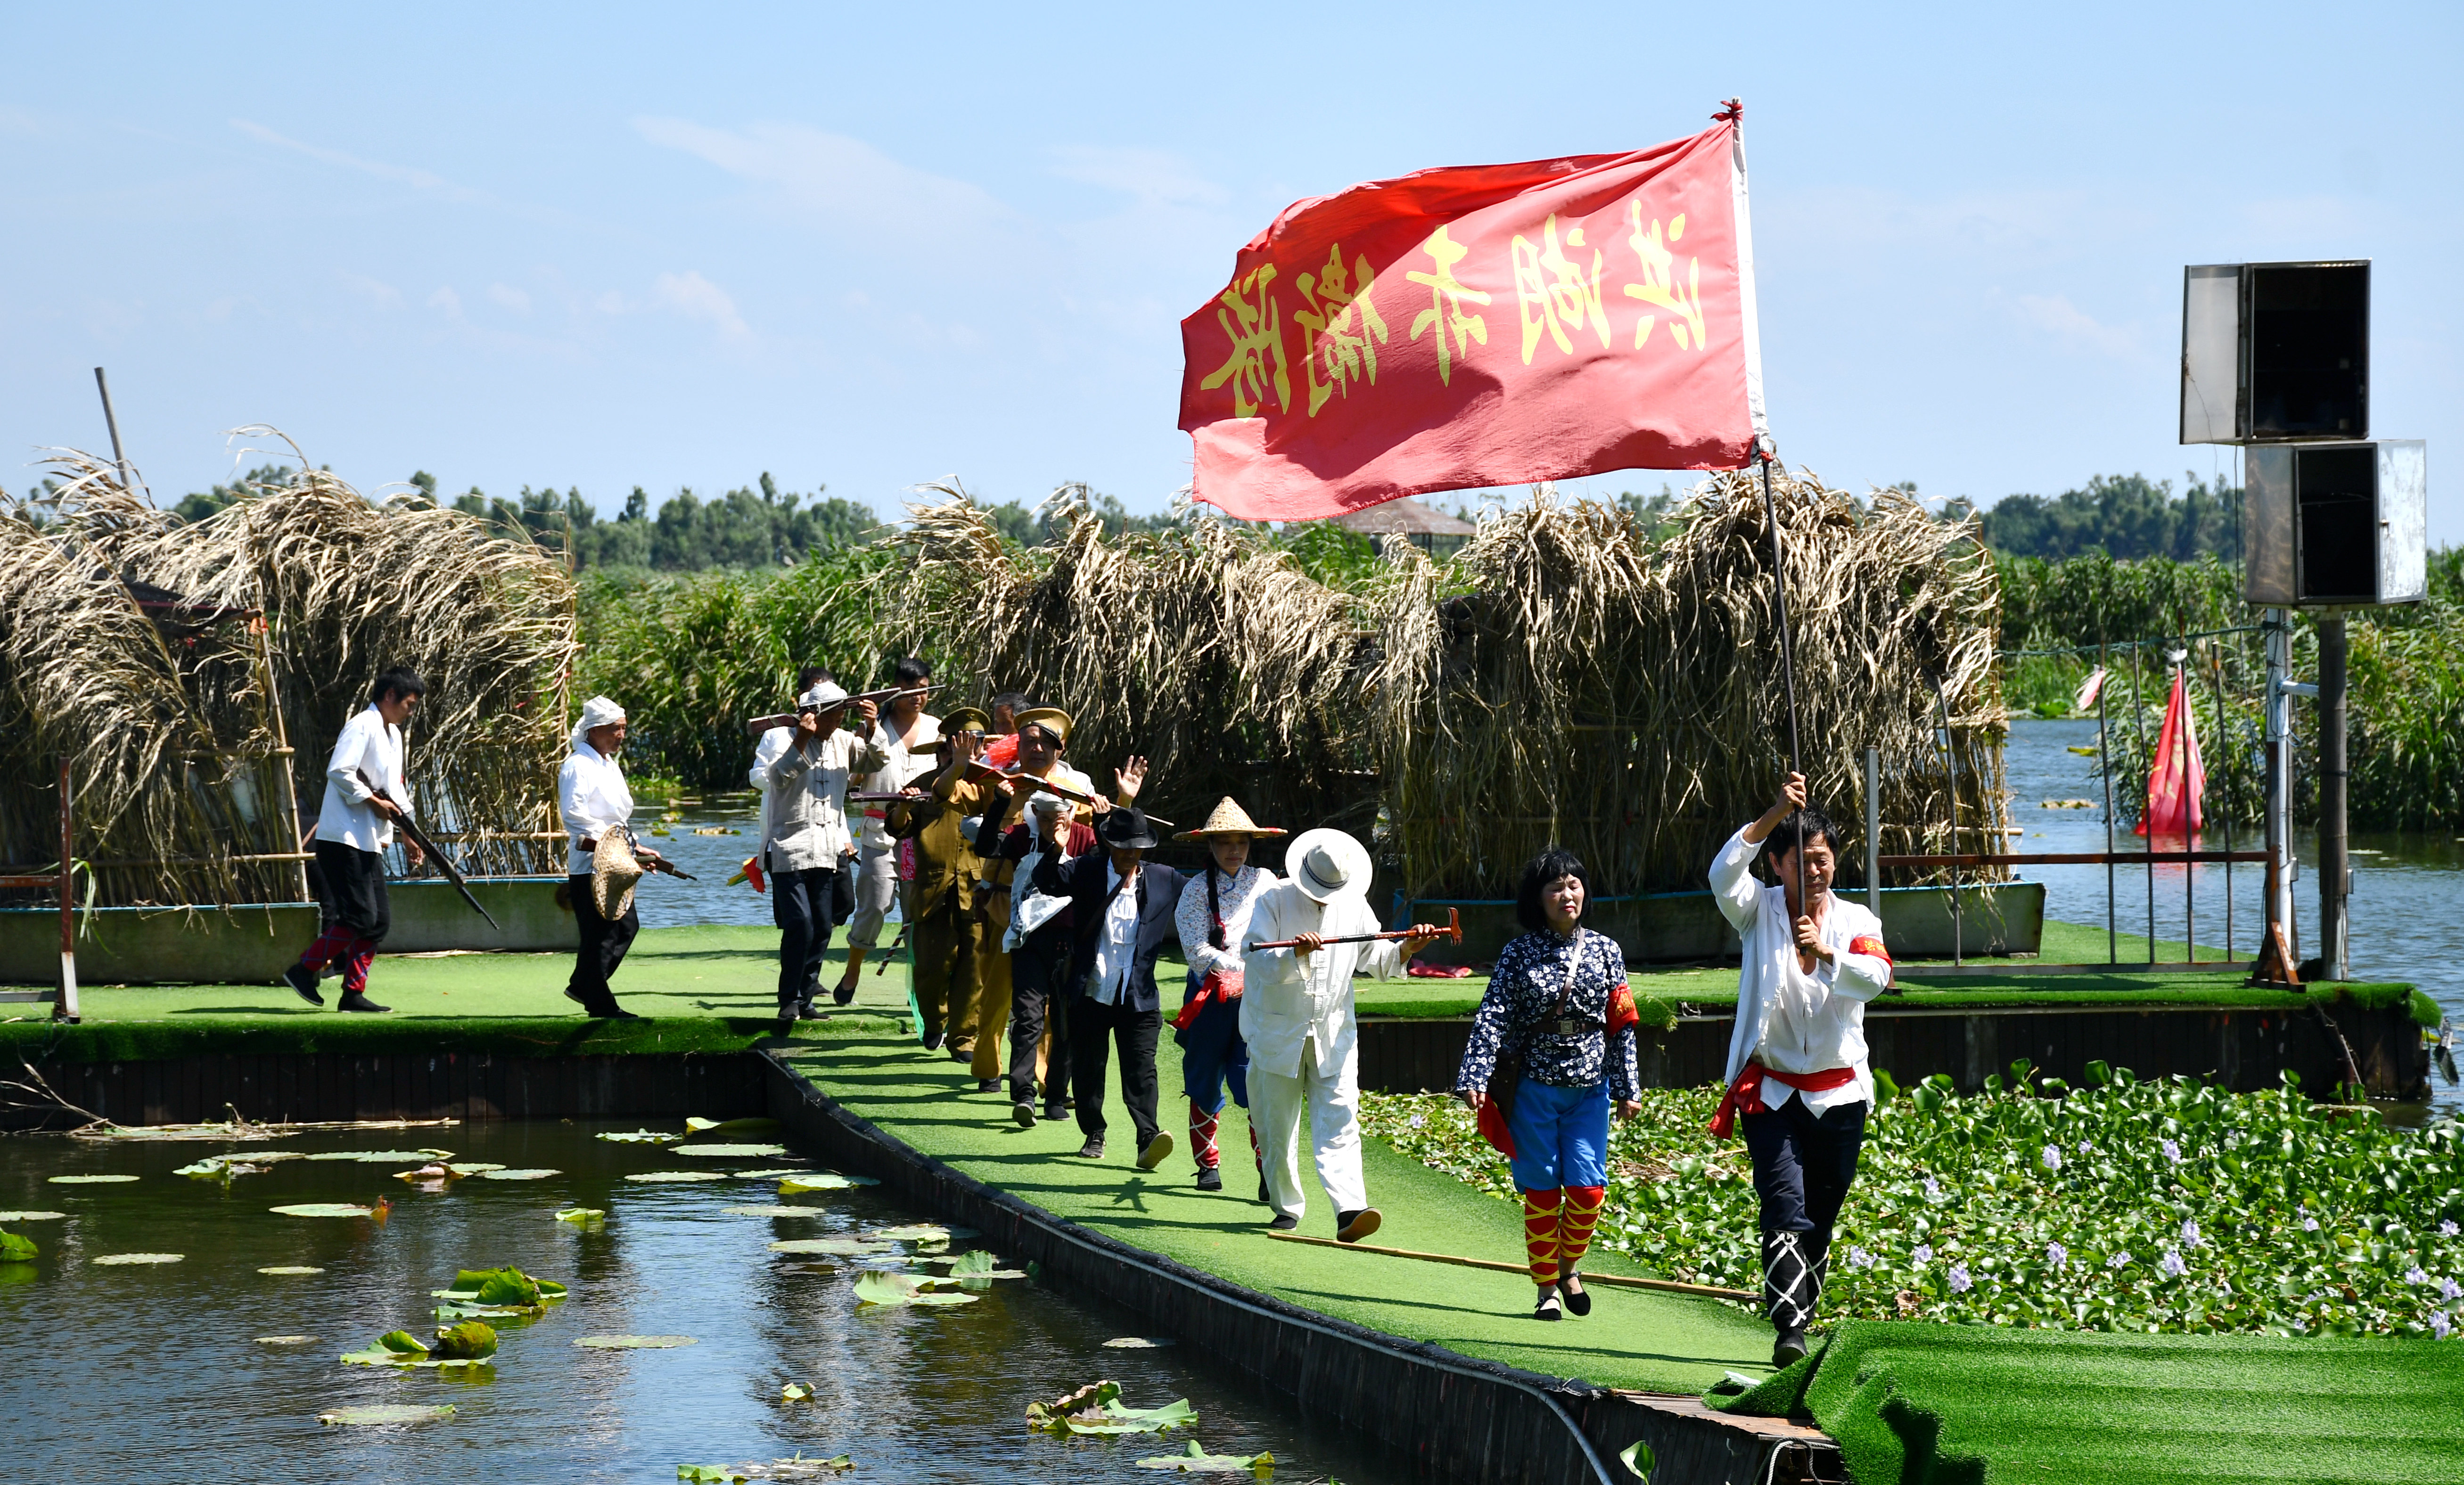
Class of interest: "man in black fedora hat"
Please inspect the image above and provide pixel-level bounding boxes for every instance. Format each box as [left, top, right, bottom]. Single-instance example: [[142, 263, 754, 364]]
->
[[1031, 804, 1187, 1167]]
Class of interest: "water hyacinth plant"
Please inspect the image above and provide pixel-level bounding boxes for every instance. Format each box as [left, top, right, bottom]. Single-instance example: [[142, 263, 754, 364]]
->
[[1359, 1062, 2464, 1338]]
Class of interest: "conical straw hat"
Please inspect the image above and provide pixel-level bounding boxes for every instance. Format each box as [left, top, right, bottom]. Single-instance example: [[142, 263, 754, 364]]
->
[[1173, 797, 1288, 842], [591, 829, 647, 921]]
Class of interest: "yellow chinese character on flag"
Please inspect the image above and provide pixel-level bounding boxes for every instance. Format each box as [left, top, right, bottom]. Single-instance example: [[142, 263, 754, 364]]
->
[[1199, 264, 1291, 418], [1405, 225, 1492, 387], [1293, 244, 1391, 416], [1509, 214, 1611, 365], [1622, 204, 1707, 352]]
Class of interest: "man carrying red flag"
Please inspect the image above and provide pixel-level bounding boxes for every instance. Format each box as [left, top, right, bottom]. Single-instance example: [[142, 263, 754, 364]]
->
[[1708, 772, 1893, 1367]]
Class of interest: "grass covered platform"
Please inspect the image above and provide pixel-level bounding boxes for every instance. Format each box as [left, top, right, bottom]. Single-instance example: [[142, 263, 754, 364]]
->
[[772, 1029, 1778, 1394], [1720, 1320, 2464, 1484]]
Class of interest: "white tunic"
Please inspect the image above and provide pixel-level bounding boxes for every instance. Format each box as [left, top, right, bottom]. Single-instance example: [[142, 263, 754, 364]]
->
[[558, 742, 635, 876], [1238, 884, 1404, 1081], [1175, 864, 1279, 984], [1710, 824, 1893, 1111], [316, 705, 409, 853], [855, 715, 942, 852]]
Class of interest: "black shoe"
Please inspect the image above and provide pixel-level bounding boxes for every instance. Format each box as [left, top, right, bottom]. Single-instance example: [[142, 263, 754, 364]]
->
[[284, 963, 325, 1007], [1196, 1166, 1223, 1193], [1137, 1131, 1175, 1171], [1076, 1138, 1106, 1160], [832, 979, 855, 1007], [1335, 1208, 1382, 1244], [563, 986, 588, 1009], [336, 992, 390, 1014], [921, 1031, 945, 1052], [603, 1006, 644, 1021], [977, 1079, 1002, 1094], [1773, 1328, 1809, 1368], [1042, 1103, 1066, 1123], [1561, 1271, 1592, 1317], [1267, 1213, 1299, 1232], [1535, 1287, 1563, 1322], [1013, 1101, 1037, 1129], [797, 1000, 824, 1022]]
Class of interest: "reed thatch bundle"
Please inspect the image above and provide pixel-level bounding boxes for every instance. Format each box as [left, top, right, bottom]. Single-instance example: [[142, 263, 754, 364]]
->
[[0, 441, 579, 906], [1372, 469, 2006, 898], [884, 485, 1379, 846]]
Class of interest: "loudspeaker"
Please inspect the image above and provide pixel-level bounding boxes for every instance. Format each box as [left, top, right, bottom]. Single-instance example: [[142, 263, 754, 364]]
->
[[2243, 440, 2426, 607], [2182, 261, 2369, 445]]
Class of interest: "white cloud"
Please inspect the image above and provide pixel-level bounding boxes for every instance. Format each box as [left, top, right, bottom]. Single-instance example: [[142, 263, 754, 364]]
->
[[2012, 292, 2137, 358], [488, 282, 533, 315], [654, 270, 749, 339], [337, 270, 401, 310], [427, 286, 463, 317], [632, 116, 1015, 236], [230, 119, 485, 202], [1048, 145, 1225, 207]]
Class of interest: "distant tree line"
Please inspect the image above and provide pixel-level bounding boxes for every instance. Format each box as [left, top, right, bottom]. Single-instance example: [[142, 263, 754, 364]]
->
[[1975, 472, 2240, 562]]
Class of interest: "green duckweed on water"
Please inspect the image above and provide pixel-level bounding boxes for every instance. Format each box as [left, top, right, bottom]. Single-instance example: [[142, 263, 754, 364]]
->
[[1361, 1063, 2464, 1339]]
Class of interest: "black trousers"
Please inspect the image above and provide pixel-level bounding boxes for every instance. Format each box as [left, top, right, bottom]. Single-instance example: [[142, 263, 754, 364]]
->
[[771, 864, 839, 1010], [1070, 994, 1162, 1147], [314, 840, 390, 940], [1742, 1096, 1868, 1235], [1008, 929, 1072, 1106], [567, 874, 640, 1013]]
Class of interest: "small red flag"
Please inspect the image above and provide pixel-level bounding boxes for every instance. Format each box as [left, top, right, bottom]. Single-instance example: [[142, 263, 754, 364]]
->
[[1179, 111, 1767, 523], [2137, 667, 2205, 839]]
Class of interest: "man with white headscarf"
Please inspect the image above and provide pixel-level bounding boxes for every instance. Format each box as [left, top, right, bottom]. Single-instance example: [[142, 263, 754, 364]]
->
[[559, 696, 667, 1018], [761, 680, 885, 1031], [1240, 828, 1442, 1242]]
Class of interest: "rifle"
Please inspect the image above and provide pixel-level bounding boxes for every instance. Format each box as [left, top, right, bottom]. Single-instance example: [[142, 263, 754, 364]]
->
[[1252, 906, 1461, 951], [743, 683, 944, 736], [960, 761, 1177, 830], [615, 826, 698, 882], [355, 768, 501, 931]]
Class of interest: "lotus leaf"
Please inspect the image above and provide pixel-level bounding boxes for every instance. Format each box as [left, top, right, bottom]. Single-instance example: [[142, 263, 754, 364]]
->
[[1027, 1380, 1122, 1431], [380, 1329, 432, 1354], [768, 1238, 888, 1257], [439, 1266, 563, 1306], [1062, 1397, 1199, 1435], [680, 1457, 852, 1481], [733, 1169, 815, 1180], [554, 1208, 606, 1223], [253, 1335, 317, 1345], [0, 1211, 66, 1222], [854, 1269, 979, 1307], [90, 1252, 182, 1264], [868, 1224, 950, 1243], [476, 1168, 561, 1181], [259, 1265, 325, 1275], [0, 1230, 34, 1261], [1135, 1441, 1273, 1476], [175, 1155, 272, 1179], [678, 1468, 747, 1484], [780, 1381, 812, 1401], [687, 1116, 779, 1133], [47, 1174, 138, 1184], [432, 1320, 499, 1359], [340, 1345, 493, 1369], [598, 1130, 681, 1144], [1618, 1439, 1654, 1480], [672, 1144, 788, 1158], [394, 1164, 458, 1182], [1102, 1338, 1175, 1348], [720, 1205, 826, 1218], [318, 1403, 454, 1425], [574, 1334, 696, 1348], [271, 1204, 376, 1218], [627, 1171, 728, 1183], [303, 1150, 448, 1163], [777, 1174, 876, 1193]]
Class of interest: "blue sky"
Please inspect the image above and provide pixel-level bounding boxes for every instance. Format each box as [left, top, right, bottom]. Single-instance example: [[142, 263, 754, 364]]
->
[[3, 2, 2457, 541]]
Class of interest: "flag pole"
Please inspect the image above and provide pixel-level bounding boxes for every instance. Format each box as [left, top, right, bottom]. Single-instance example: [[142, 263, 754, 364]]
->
[[1758, 452, 1812, 963]]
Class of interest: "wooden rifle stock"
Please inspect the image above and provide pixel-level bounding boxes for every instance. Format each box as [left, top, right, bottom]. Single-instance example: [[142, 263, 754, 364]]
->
[[1252, 906, 1460, 952], [743, 683, 943, 736]]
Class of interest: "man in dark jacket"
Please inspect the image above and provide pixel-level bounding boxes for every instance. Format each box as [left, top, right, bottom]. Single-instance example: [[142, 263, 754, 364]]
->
[[1032, 806, 1185, 1167]]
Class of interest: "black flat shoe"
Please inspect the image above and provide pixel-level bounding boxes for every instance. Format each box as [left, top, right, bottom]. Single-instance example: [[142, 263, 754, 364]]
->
[[832, 980, 856, 1007], [1076, 1138, 1106, 1160], [1013, 1101, 1037, 1129], [1534, 1287, 1563, 1322], [977, 1079, 1002, 1094], [1195, 1166, 1223, 1192], [1042, 1104, 1067, 1123], [336, 993, 390, 1014], [921, 1031, 945, 1052], [285, 964, 325, 1007], [1773, 1328, 1809, 1368], [1560, 1272, 1592, 1317], [1335, 1208, 1381, 1244], [1267, 1213, 1299, 1232]]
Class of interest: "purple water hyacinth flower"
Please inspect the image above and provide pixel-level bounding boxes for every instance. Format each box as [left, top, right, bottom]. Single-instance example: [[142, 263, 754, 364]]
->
[[2046, 1241, 2069, 1270], [1912, 1244, 1933, 1263], [2180, 1218, 2201, 1248], [1408, 1113, 1426, 1129], [2434, 1311, 2455, 1340], [2042, 1145, 2062, 1172], [2303, 1217, 2321, 1232], [1850, 1246, 1875, 1270], [2077, 1139, 2092, 1156], [2109, 1251, 2132, 1269], [2407, 1267, 2431, 1286], [2441, 1277, 2461, 1303], [1923, 1176, 1941, 1199], [2443, 1220, 2460, 1238], [2159, 1138, 2181, 1164], [1947, 1262, 1972, 1294]]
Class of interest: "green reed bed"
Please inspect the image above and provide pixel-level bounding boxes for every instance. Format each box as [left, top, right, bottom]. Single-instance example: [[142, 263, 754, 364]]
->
[[1361, 1064, 2464, 1340]]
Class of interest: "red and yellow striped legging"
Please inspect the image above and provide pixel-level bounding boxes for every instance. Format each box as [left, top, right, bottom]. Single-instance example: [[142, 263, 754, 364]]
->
[[1521, 1185, 1606, 1287]]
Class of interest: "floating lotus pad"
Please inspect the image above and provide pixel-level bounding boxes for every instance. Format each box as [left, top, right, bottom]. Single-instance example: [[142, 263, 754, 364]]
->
[[625, 1171, 730, 1183], [0, 1211, 66, 1222], [318, 1403, 455, 1425], [553, 1208, 606, 1223], [596, 1129, 681, 1144], [778, 1174, 877, 1193], [1136, 1441, 1273, 1474], [91, 1253, 183, 1265], [574, 1335, 696, 1348], [853, 1270, 978, 1307], [447, 1162, 507, 1174], [253, 1335, 317, 1345], [768, 1237, 890, 1256], [271, 1204, 377, 1218], [686, 1116, 779, 1133], [734, 1169, 816, 1180], [1103, 1338, 1176, 1349], [720, 1205, 829, 1218], [47, 1174, 138, 1185], [672, 1144, 789, 1159], [868, 1224, 951, 1243], [258, 1265, 326, 1275], [303, 1150, 451, 1163], [475, 1168, 561, 1181]]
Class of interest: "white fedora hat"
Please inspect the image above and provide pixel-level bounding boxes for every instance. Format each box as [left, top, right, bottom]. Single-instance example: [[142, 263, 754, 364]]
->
[[1284, 827, 1372, 904]]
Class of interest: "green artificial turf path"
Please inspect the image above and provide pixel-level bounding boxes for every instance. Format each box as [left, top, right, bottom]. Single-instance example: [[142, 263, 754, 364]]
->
[[773, 1025, 1777, 1393], [1720, 1320, 2464, 1484]]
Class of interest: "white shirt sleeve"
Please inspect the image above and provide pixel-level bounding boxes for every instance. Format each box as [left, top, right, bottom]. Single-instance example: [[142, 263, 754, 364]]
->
[[1709, 824, 1766, 934], [326, 712, 377, 806]]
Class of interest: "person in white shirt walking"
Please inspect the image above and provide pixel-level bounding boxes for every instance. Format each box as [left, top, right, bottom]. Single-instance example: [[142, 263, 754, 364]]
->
[[1170, 798, 1284, 1196], [762, 681, 886, 1031], [559, 695, 669, 1019], [283, 668, 427, 1014], [833, 656, 941, 1007], [1708, 772, 1894, 1367], [1240, 828, 1444, 1242]]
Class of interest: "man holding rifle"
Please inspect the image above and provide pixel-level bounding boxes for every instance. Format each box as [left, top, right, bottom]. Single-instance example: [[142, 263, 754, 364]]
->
[[834, 657, 941, 1009], [761, 680, 887, 1031], [282, 668, 428, 1015], [559, 695, 674, 1020]]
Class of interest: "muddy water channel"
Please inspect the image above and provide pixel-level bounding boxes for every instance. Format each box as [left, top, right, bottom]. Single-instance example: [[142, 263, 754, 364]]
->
[[0, 1121, 1396, 1484]]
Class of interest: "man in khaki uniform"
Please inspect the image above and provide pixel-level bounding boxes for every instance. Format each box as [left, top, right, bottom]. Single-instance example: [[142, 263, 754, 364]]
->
[[887, 710, 985, 1056]]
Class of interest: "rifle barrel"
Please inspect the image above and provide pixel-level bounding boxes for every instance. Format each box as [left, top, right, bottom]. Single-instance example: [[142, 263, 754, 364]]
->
[[1252, 908, 1462, 952]]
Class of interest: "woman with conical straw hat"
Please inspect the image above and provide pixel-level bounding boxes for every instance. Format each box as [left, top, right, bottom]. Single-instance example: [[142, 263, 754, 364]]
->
[[1169, 799, 1285, 1196]]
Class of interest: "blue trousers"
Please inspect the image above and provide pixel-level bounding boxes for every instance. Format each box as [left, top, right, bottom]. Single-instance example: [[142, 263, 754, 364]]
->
[[1174, 972, 1249, 1112], [1506, 1079, 1609, 1192]]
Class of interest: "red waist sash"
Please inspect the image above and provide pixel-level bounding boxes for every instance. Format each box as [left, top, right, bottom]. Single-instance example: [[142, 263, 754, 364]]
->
[[1169, 968, 1243, 1031], [1708, 1062, 1857, 1141]]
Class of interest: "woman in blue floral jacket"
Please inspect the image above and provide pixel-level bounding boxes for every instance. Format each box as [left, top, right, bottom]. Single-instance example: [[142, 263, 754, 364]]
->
[[1454, 849, 1643, 1320]]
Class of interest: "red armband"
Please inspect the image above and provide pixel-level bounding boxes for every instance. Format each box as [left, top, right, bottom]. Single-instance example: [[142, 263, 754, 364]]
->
[[1605, 986, 1640, 1037], [1848, 934, 1890, 965]]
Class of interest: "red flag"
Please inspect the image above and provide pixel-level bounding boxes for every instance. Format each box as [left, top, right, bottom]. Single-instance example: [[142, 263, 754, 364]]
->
[[1179, 111, 1766, 523], [2137, 667, 2205, 839]]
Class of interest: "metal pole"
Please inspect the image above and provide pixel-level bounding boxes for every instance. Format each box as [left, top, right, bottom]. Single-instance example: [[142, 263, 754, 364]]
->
[[2264, 610, 2302, 965], [56, 758, 80, 1023], [93, 366, 135, 495], [2179, 652, 2194, 962], [1935, 680, 1961, 967], [2131, 644, 2155, 964], [1863, 746, 1881, 916], [2209, 645, 2233, 961], [1757, 457, 1810, 957], [2099, 640, 2116, 965], [2318, 616, 2350, 981]]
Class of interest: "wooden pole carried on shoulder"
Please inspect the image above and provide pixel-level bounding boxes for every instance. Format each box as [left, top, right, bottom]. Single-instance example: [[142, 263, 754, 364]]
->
[[1758, 453, 1814, 968]]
